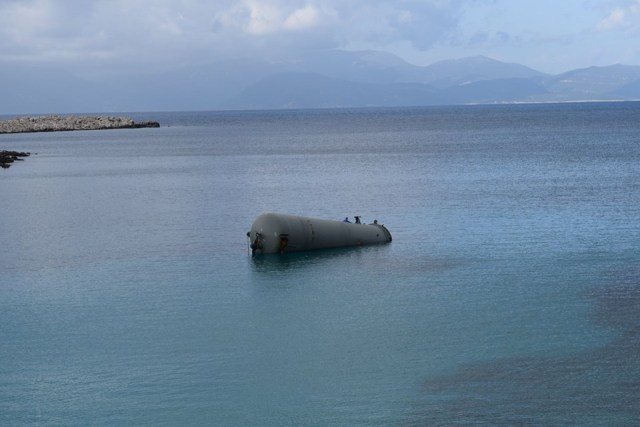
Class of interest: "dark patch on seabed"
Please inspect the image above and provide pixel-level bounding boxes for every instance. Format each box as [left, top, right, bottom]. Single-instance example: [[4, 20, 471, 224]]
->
[[409, 267, 640, 426]]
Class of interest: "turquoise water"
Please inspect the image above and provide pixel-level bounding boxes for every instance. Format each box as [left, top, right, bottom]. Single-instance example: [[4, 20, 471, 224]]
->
[[2, 103, 640, 425]]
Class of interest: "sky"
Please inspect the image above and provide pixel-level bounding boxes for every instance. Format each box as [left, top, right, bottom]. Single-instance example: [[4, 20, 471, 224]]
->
[[0, 0, 639, 77]]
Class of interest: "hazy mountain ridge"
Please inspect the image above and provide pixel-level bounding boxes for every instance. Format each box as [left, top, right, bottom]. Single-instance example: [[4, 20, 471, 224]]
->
[[223, 53, 640, 109], [1, 51, 640, 114], [415, 55, 547, 88]]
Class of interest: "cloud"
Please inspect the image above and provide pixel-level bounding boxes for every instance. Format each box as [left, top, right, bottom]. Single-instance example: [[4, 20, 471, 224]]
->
[[243, 0, 284, 35], [334, 1, 465, 50], [598, 7, 626, 30], [0, 0, 470, 71], [283, 4, 322, 31], [464, 30, 514, 47], [597, 0, 640, 31]]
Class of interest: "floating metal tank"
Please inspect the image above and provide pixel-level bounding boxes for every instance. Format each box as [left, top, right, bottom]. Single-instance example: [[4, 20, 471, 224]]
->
[[247, 212, 392, 255]]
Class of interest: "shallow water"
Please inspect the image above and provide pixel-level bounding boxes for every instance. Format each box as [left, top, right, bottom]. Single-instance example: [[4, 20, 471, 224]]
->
[[2, 103, 640, 425]]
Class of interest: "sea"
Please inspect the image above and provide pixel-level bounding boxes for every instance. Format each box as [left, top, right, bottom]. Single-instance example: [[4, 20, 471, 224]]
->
[[1, 102, 640, 426]]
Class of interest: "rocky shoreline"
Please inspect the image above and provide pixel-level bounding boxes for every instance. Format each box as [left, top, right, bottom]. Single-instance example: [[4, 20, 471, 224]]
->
[[0, 150, 31, 168], [0, 115, 160, 134]]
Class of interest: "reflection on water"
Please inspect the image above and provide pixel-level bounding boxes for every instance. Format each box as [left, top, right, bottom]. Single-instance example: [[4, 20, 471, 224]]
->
[[249, 244, 392, 274]]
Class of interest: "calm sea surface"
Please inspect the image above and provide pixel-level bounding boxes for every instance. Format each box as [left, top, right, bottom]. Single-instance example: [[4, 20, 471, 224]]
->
[[2, 103, 640, 425]]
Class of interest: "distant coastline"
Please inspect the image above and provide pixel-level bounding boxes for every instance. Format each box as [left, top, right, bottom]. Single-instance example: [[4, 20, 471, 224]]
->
[[0, 115, 160, 134]]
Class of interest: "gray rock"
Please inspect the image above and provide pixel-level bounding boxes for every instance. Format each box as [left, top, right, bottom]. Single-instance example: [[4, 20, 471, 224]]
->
[[0, 150, 30, 168]]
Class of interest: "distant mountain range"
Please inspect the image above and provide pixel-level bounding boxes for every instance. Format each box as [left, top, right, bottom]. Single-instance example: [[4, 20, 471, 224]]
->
[[2, 51, 640, 114]]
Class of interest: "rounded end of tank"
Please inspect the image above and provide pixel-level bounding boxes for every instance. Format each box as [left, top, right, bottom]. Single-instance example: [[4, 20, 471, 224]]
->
[[248, 212, 289, 254]]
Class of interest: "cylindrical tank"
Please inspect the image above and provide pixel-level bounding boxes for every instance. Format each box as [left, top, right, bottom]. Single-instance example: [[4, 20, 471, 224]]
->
[[248, 212, 392, 254]]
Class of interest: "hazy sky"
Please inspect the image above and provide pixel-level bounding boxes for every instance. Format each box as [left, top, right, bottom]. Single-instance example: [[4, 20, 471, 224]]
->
[[0, 0, 639, 75]]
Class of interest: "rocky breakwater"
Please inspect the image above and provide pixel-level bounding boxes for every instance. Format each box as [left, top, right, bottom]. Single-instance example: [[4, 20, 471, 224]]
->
[[0, 115, 160, 134]]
